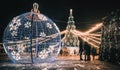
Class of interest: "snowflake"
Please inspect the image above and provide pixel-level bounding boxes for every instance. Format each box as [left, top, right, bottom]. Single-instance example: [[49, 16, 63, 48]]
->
[[11, 31, 17, 36], [48, 45, 55, 53], [46, 23, 52, 29], [17, 44, 25, 53], [12, 16, 19, 23], [9, 19, 21, 31], [9, 23, 13, 28], [9, 23, 18, 31], [24, 21, 31, 28], [11, 51, 21, 60], [38, 49, 48, 59], [8, 46, 13, 50], [9, 25, 18, 31], [13, 52, 21, 60], [40, 32, 46, 37], [16, 19, 21, 26], [11, 51, 16, 55]]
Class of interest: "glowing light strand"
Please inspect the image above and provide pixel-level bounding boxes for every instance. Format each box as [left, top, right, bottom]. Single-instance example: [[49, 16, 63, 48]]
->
[[60, 30, 67, 35], [85, 23, 103, 33]]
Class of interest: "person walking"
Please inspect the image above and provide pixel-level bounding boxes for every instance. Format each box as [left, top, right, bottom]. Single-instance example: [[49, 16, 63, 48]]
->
[[83, 42, 91, 61], [83, 42, 88, 61], [91, 47, 96, 60], [87, 44, 91, 61], [79, 41, 83, 60]]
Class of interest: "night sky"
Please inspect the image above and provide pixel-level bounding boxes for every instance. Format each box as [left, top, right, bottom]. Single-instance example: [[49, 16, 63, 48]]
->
[[0, 0, 120, 42]]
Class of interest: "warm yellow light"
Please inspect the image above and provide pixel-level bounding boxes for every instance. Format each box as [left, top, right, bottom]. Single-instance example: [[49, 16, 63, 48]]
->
[[62, 36, 66, 41], [88, 35, 101, 41], [85, 23, 103, 33], [60, 22, 102, 48], [86, 37, 101, 44], [70, 9, 73, 15], [87, 33, 101, 36], [60, 30, 67, 35], [71, 30, 100, 48], [79, 36, 99, 48]]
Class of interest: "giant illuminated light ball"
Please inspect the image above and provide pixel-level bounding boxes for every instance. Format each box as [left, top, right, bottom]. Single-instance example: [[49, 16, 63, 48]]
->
[[3, 3, 61, 63]]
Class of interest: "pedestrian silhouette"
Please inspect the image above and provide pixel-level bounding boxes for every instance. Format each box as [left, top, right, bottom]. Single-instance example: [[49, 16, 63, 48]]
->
[[91, 47, 96, 60], [84, 42, 91, 61], [79, 41, 83, 60]]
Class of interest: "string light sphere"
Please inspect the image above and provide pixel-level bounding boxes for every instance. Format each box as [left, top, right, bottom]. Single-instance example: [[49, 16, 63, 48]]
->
[[3, 3, 61, 63]]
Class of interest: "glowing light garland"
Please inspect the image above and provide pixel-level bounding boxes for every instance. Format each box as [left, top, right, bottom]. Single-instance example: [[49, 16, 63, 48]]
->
[[61, 22, 102, 48], [85, 23, 103, 33], [87, 35, 101, 41]]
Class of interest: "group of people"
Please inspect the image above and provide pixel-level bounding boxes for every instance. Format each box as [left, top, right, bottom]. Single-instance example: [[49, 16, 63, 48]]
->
[[79, 42, 97, 61]]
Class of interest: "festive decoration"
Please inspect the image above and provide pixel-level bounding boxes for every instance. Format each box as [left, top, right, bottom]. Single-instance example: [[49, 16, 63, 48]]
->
[[3, 3, 61, 63], [62, 9, 79, 55], [100, 10, 120, 64], [62, 9, 79, 47]]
